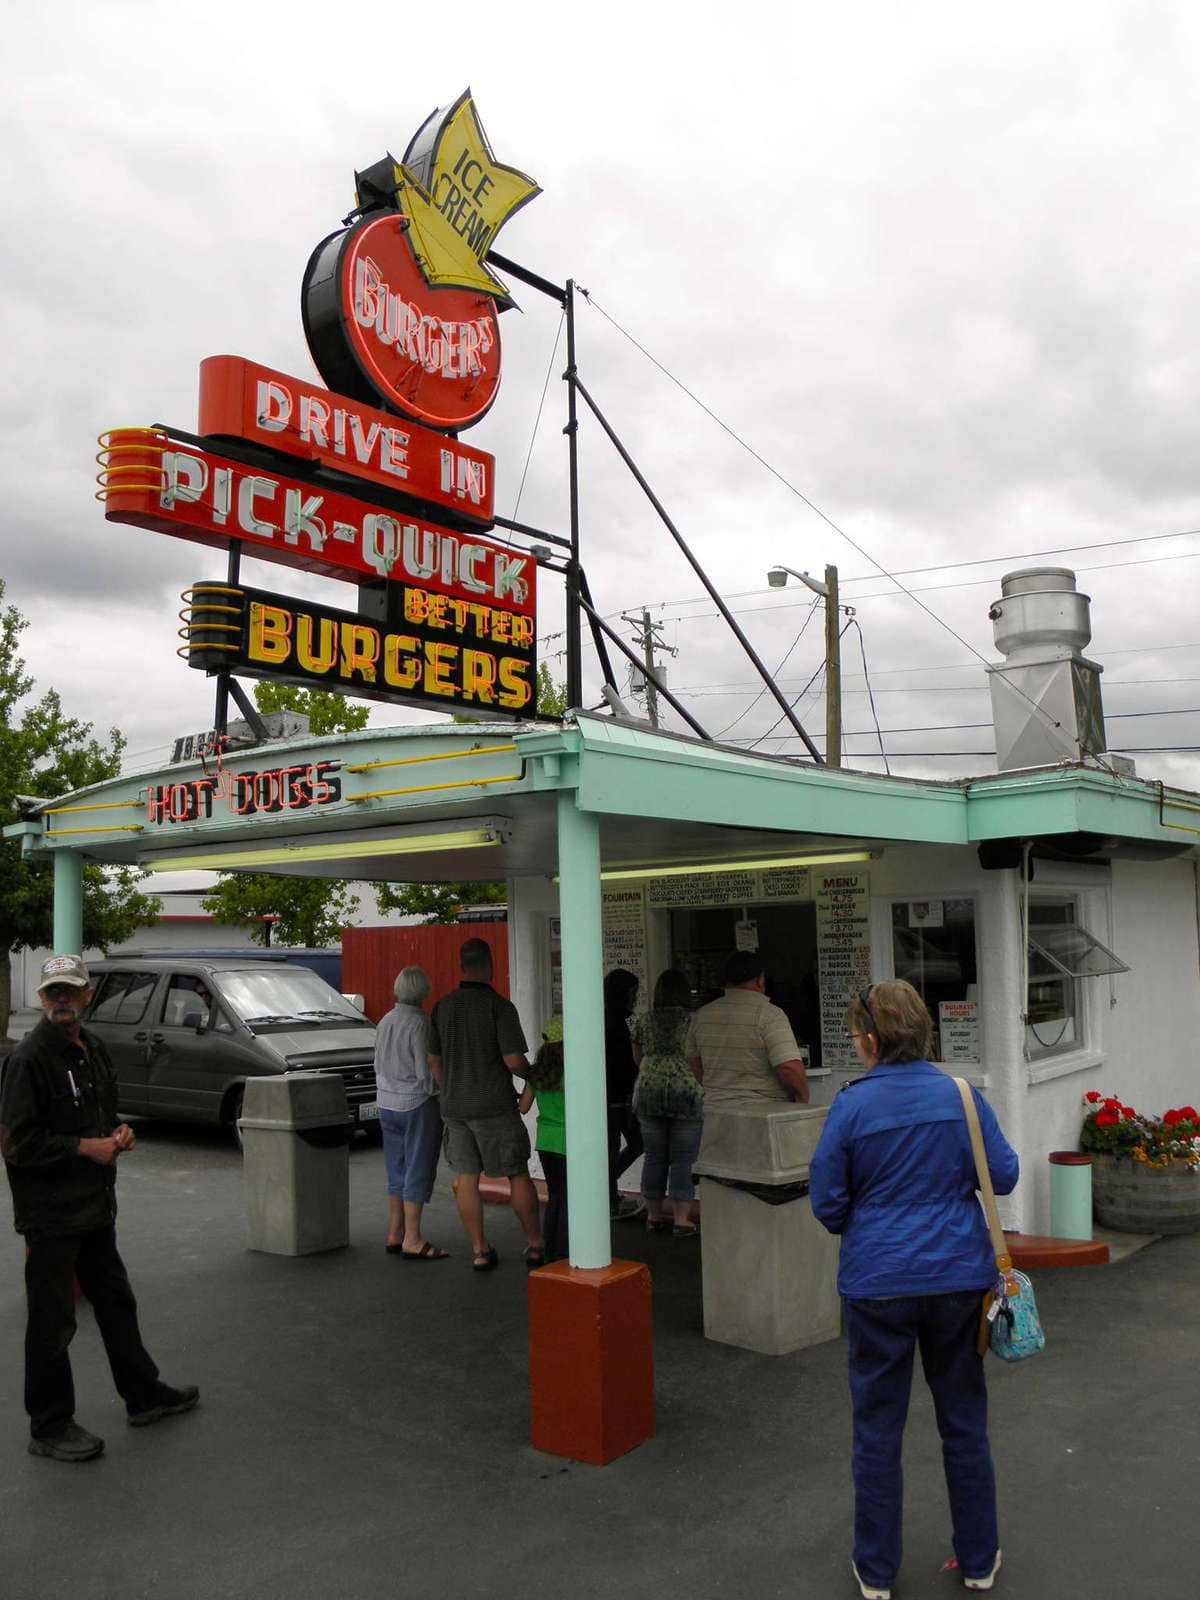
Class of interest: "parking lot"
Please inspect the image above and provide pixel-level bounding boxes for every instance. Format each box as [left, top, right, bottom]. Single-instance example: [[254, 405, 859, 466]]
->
[[1, 1117, 1198, 1600]]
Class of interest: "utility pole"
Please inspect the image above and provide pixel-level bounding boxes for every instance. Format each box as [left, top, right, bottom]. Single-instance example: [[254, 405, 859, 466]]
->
[[622, 609, 677, 727], [823, 564, 841, 768], [765, 562, 850, 766]]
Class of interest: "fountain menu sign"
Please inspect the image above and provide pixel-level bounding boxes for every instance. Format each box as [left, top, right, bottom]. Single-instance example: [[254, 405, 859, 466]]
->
[[98, 92, 540, 719]]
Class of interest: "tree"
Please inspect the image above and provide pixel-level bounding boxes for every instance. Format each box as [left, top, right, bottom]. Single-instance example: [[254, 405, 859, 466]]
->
[[0, 581, 160, 1039], [200, 684, 365, 946], [376, 669, 567, 924]]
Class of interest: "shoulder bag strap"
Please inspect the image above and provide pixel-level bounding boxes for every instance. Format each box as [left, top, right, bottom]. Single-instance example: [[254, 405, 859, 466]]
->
[[953, 1076, 1012, 1274]]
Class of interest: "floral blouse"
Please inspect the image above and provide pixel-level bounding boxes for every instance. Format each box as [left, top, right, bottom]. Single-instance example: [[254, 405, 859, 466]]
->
[[629, 1006, 703, 1120]]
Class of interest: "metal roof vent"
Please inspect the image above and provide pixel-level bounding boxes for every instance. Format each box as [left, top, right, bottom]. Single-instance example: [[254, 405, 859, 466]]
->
[[986, 567, 1120, 772]]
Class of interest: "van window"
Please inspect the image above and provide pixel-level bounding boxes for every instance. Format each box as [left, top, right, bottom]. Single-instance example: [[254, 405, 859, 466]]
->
[[89, 970, 158, 1024], [161, 975, 215, 1029]]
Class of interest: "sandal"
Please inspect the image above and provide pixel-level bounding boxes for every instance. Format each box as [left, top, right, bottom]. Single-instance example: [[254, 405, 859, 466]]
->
[[398, 1242, 449, 1261], [472, 1246, 499, 1272], [672, 1224, 700, 1238], [645, 1217, 673, 1234], [524, 1245, 546, 1269]]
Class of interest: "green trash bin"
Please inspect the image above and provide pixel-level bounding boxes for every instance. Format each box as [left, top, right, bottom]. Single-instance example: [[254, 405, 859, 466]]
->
[[1049, 1150, 1093, 1240]]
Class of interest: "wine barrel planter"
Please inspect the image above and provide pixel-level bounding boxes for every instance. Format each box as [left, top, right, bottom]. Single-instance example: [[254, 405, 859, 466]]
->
[[1091, 1153, 1200, 1235]]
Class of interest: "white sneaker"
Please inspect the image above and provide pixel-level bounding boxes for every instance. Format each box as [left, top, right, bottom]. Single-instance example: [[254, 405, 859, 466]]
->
[[963, 1551, 1002, 1591], [851, 1560, 891, 1599]]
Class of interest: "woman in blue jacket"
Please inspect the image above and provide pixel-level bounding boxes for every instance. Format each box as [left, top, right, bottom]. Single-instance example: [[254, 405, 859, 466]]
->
[[809, 980, 1018, 1600]]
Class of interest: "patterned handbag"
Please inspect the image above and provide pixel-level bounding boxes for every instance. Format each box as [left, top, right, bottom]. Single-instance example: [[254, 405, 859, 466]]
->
[[954, 1078, 1046, 1363]]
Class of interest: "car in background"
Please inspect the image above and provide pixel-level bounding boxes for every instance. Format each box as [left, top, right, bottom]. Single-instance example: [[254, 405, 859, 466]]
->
[[83, 957, 378, 1143]]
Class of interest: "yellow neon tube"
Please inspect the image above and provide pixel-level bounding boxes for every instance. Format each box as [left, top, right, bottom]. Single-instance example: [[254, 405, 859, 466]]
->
[[344, 743, 517, 774], [595, 850, 875, 882], [347, 773, 520, 802], [145, 828, 499, 873]]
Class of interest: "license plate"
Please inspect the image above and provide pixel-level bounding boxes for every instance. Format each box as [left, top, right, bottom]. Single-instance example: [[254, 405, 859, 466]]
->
[[358, 1102, 379, 1122]]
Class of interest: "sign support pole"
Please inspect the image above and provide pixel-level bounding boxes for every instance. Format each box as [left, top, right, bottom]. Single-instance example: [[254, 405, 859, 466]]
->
[[564, 279, 583, 710]]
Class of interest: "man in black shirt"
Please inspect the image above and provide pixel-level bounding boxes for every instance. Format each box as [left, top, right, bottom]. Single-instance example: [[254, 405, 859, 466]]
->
[[427, 939, 544, 1272], [0, 954, 198, 1462]]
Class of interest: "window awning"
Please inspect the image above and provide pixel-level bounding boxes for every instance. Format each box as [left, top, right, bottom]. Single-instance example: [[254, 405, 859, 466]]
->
[[1028, 923, 1130, 979]]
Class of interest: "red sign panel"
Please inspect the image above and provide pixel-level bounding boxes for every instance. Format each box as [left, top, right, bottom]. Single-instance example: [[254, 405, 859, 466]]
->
[[100, 430, 534, 615], [197, 356, 494, 525], [302, 215, 503, 432]]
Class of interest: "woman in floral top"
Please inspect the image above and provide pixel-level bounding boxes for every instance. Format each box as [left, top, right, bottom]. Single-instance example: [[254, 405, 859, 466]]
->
[[629, 969, 703, 1237]]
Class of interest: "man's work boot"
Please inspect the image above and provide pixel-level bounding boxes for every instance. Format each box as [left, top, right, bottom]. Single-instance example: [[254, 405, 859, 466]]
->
[[28, 1421, 105, 1462], [127, 1383, 200, 1427]]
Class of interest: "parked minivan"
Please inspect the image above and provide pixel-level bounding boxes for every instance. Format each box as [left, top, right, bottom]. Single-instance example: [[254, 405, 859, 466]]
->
[[83, 957, 378, 1140]]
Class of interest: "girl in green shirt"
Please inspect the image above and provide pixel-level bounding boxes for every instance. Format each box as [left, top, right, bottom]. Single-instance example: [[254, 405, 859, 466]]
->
[[519, 1017, 567, 1262]]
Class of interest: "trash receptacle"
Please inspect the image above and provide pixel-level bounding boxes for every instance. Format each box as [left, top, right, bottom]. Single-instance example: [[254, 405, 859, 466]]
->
[[240, 1074, 352, 1256], [693, 1103, 840, 1356]]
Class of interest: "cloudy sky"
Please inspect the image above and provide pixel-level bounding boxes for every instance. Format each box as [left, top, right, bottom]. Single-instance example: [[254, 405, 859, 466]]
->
[[6, 1, 1200, 789]]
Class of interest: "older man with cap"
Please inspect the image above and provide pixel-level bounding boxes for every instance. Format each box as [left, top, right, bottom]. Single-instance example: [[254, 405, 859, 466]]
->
[[0, 955, 198, 1462]]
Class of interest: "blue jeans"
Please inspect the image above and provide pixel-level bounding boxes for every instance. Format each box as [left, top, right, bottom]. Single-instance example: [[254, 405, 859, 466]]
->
[[845, 1291, 998, 1588], [637, 1115, 703, 1202], [378, 1100, 442, 1202]]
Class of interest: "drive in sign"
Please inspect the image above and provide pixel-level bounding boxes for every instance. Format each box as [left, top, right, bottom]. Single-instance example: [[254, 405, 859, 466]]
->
[[198, 355, 494, 524]]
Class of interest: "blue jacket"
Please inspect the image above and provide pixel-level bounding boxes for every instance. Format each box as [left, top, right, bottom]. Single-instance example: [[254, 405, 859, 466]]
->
[[809, 1060, 1019, 1298]]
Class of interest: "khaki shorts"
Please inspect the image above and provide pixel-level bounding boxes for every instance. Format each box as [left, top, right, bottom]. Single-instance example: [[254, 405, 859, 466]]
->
[[442, 1109, 531, 1178]]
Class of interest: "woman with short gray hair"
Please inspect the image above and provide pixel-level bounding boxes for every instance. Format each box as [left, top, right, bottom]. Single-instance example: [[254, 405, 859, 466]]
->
[[374, 965, 448, 1260]]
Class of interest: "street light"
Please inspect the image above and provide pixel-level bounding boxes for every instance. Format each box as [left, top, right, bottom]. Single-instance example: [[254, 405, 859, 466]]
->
[[767, 563, 842, 767]]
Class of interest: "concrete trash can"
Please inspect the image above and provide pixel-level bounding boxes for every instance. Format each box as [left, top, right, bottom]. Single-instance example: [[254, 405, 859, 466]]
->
[[240, 1073, 352, 1256], [693, 1103, 840, 1356]]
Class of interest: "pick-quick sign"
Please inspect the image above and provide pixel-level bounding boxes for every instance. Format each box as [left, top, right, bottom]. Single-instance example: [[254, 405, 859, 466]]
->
[[198, 356, 494, 524], [101, 430, 531, 608]]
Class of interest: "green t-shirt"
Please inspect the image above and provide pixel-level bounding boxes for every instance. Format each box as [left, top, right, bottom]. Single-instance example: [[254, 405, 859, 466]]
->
[[534, 1085, 566, 1155]]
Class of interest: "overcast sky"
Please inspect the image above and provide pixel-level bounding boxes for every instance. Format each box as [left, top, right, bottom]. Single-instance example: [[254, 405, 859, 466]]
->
[[6, 1, 1200, 791]]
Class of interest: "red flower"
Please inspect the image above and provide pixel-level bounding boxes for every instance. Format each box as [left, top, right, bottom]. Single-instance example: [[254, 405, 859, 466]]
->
[[1179, 1107, 1199, 1122], [1094, 1109, 1120, 1127], [1103, 1098, 1122, 1111], [1165, 1109, 1184, 1127], [1120, 1106, 1136, 1119], [1084, 1091, 1103, 1104]]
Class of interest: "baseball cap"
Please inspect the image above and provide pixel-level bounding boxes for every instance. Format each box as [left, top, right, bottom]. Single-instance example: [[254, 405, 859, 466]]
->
[[38, 954, 90, 992]]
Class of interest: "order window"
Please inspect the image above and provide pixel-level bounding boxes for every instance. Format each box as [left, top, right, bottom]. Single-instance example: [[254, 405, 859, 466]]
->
[[890, 899, 979, 1063]]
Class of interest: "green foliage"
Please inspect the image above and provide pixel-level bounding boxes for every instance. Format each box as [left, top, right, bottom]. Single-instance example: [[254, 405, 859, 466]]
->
[[0, 580, 160, 961], [375, 879, 506, 925], [251, 682, 370, 736], [201, 873, 360, 948], [200, 684, 368, 943], [535, 662, 568, 718]]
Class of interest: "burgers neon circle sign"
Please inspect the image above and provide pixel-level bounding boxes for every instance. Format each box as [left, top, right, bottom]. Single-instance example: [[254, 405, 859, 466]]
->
[[302, 91, 539, 433], [303, 214, 502, 431]]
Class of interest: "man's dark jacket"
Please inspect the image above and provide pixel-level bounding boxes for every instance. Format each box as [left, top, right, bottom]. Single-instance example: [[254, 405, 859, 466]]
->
[[0, 1019, 119, 1238]]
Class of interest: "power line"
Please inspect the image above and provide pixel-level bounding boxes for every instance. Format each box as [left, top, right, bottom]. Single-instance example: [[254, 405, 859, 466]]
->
[[510, 310, 565, 524], [716, 598, 821, 739]]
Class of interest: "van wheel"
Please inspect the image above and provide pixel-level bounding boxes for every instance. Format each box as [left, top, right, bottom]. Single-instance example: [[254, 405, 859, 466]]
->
[[225, 1087, 245, 1152]]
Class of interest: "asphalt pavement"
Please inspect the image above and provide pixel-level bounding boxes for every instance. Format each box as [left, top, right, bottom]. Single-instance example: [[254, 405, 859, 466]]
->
[[0, 1114, 1197, 1600]]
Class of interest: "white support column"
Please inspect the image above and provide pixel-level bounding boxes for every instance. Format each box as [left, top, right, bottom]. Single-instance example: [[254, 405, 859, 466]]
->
[[556, 792, 610, 1269]]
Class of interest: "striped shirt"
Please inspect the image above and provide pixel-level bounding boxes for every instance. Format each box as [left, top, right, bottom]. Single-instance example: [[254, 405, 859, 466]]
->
[[687, 988, 801, 1105]]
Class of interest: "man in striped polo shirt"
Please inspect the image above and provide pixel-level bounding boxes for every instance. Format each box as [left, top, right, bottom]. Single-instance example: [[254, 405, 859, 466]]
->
[[688, 951, 810, 1107]]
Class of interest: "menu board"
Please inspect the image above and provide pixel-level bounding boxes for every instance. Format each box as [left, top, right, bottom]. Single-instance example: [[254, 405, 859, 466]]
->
[[644, 866, 811, 908], [816, 870, 872, 1068], [602, 886, 649, 999], [938, 1000, 980, 1063]]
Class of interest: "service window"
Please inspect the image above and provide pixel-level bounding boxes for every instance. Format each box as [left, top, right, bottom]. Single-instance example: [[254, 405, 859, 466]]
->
[[890, 899, 979, 1062], [88, 970, 158, 1024], [1025, 898, 1128, 1059]]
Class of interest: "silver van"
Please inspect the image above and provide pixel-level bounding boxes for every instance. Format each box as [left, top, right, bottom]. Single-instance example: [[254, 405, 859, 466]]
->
[[83, 956, 378, 1140]]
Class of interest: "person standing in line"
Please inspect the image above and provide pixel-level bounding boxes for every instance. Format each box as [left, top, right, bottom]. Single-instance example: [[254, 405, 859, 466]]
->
[[688, 950, 809, 1108], [427, 938, 544, 1272], [0, 955, 199, 1463], [603, 969, 644, 1220], [809, 980, 1018, 1600], [630, 969, 704, 1237], [374, 965, 448, 1261], [518, 1016, 568, 1263]]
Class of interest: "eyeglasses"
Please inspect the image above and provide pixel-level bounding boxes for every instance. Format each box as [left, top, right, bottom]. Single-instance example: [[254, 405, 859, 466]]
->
[[42, 983, 81, 1000], [856, 985, 878, 1036]]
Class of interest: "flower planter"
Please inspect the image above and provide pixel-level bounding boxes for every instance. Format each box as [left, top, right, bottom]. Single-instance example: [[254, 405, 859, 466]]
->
[[1091, 1153, 1200, 1235]]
